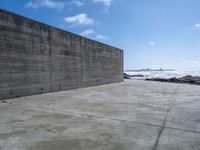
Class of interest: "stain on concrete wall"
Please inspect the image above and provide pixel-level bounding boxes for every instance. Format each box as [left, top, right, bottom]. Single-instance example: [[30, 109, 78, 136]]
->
[[0, 9, 124, 100]]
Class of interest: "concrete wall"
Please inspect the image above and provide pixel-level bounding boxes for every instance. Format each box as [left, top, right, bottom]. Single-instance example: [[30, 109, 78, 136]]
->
[[0, 9, 123, 100]]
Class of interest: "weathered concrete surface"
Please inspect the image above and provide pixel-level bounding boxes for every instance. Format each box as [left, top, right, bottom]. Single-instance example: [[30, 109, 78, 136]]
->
[[0, 9, 123, 100], [0, 80, 200, 150]]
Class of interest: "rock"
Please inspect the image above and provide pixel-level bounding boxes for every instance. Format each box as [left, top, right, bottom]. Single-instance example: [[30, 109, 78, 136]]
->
[[124, 73, 132, 79], [130, 74, 145, 77], [1, 100, 7, 103], [146, 75, 200, 85], [195, 81, 200, 85], [124, 73, 145, 79]]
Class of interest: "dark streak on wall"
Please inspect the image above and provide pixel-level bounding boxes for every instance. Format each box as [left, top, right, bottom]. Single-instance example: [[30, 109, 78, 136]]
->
[[0, 9, 124, 100]]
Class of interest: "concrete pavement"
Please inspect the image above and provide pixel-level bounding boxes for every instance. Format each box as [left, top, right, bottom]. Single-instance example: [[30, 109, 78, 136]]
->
[[0, 80, 200, 150]]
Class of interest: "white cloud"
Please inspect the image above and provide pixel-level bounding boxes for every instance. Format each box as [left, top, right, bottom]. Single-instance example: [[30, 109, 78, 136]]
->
[[149, 41, 156, 46], [25, 0, 64, 10], [80, 29, 96, 36], [80, 29, 109, 41], [70, 0, 84, 7], [64, 13, 94, 25], [93, 0, 113, 7], [193, 23, 200, 29], [93, 0, 114, 14], [95, 34, 109, 41]]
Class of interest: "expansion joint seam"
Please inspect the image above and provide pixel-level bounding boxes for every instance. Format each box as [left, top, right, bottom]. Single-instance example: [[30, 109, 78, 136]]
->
[[152, 104, 172, 150]]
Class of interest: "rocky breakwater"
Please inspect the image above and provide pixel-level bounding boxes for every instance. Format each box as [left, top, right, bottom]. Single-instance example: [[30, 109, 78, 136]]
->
[[124, 73, 144, 79], [146, 75, 200, 85]]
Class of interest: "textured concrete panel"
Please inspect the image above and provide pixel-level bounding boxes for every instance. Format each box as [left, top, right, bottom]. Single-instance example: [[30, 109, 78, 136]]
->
[[0, 9, 123, 100]]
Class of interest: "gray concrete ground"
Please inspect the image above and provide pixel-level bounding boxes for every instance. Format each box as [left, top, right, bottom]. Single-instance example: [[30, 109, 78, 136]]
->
[[0, 80, 200, 150]]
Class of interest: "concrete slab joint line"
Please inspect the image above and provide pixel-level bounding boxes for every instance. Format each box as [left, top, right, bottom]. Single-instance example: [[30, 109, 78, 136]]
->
[[153, 104, 172, 150]]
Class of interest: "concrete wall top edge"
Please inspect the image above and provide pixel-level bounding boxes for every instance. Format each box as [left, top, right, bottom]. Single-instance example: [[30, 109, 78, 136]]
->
[[0, 8, 123, 53]]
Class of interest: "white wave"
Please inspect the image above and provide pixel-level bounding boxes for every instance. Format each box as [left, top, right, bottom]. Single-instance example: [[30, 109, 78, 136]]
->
[[125, 70, 200, 79]]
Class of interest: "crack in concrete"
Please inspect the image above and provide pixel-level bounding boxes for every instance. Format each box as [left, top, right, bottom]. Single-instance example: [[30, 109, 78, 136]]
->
[[36, 106, 200, 135], [165, 126, 200, 134], [36, 106, 163, 128], [152, 105, 172, 150]]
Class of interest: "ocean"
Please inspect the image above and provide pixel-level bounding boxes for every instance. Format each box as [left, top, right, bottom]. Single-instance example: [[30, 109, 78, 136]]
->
[[125, 70, 200, 79]]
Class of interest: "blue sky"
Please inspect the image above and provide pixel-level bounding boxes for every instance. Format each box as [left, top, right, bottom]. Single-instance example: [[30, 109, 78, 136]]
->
[[1, 0, 200, 70]]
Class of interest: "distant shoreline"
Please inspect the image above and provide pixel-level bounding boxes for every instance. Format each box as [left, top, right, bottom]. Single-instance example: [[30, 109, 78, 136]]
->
[[125, 69, 174, 72], [124, 73, 200, 85]]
